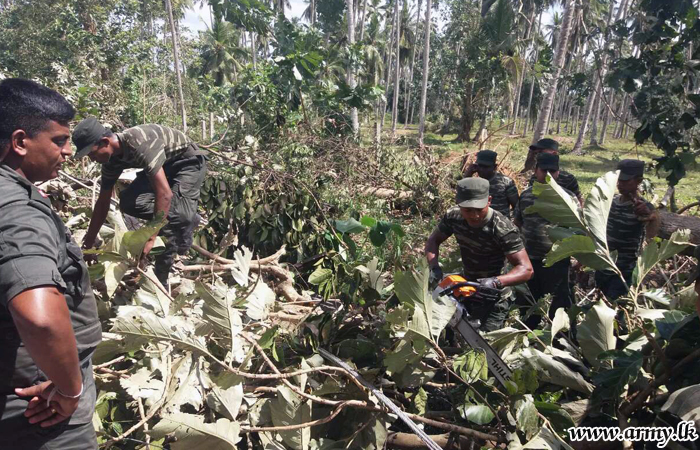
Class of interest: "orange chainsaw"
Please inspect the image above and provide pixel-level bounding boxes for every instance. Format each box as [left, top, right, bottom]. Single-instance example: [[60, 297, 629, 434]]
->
[[433, 274, 513, 388]]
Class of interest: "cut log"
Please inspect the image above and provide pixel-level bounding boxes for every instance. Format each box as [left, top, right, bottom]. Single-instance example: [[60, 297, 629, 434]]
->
[[658, 210, 700, 245], [386, 432, 479, 449], [359, 186, 412, 199]]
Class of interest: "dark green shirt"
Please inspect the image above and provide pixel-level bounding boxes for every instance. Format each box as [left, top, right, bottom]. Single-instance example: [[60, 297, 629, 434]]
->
[[0, 164, 101, 426], [436, 207, 525, 280], [101, 124, 194, 189], [515, 185, 575, 261], [486, 172, 519, 218], [607, 194, 654, 272], [529, 170, 581, 199]]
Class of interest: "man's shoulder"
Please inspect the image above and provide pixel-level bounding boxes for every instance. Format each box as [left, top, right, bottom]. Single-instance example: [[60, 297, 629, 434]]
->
[[559, 170, 578, 182], [0, 170, 31, 209], [492, 172, 514, 185], [489, 209, 519, 235], [443, 206, 462, 220]]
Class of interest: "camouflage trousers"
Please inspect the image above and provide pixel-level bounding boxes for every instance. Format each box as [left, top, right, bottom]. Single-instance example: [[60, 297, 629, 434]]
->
[[120, 154, 207, 285]]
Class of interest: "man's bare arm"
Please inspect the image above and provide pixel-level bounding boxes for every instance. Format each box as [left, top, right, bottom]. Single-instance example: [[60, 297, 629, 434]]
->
[[425, 229, 450, 269], [499, 249, 534, 287], [83, 187, 113, 249], [142, 168, 173, 257]]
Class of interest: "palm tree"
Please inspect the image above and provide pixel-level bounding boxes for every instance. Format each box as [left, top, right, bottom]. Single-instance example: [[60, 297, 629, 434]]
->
[[302, 0, 316, 25], [528, 0, 576, 167], [417, 0, 431, 146], [165, 0, 187, 131], [347, 0, 359, 138], [200, 19, 248, 86]]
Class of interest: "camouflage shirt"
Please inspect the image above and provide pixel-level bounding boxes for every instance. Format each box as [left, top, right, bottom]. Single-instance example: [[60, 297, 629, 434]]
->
[[486, 172, 519, 218], [101, 124, 195, 190], [607, 194, 654, 272], [436, 207, 525, 279], [529, 170, 581, 199], [515, 184, 576, 261]]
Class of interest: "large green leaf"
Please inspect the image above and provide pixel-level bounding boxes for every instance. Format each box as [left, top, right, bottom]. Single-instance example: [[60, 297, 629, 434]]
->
[[515, 395, 541, 440], [122, 212, 167, 259], [525, 176, 585, 230], [544, 235, 610, 269], [520, 426, 574, 450], [632, 230, 691, 287], [459, 404, 495, 425], [394, 260, 455, 341], [149, 413, 241, 449], [453, 349, 488, 383], [577, 302, 617, 369], [334, 217, 366, 234], [206, 384, 244, 421], [582, 171, 618, 249], [271, 385, 311, 450], [521, 348, 595, 394], [196, 280, 243, 337], [110, 306, 210, 356], [593, 350, 644, 398], [136, 268, 171, 316], [549, 307, 570, 346]]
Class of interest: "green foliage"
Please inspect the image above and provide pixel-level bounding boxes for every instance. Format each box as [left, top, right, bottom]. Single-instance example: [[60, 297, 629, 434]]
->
[[607, 0, 700, 185]]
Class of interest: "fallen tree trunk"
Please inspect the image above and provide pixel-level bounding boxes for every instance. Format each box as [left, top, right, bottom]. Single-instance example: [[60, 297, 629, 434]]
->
[[658, 210, 700, 245], [359, 186, 412, 199]]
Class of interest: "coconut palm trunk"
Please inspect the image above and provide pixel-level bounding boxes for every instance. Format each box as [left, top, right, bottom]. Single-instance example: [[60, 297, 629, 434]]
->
[[526, 0, 576, 169], [417, 0, 432, 146], [165, 0, 187, 132]]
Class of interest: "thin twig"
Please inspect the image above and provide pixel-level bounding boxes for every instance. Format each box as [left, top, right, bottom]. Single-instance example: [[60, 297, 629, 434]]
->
[[241, 402, 348, 432]]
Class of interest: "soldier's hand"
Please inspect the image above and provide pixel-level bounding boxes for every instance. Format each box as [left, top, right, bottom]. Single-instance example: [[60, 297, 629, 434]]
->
[[477, 277, 503, 290], [430, 266, 444, 285], [464, 164, 477, 177], [15, 381, 80, 427], [633, 197, 651, 217]]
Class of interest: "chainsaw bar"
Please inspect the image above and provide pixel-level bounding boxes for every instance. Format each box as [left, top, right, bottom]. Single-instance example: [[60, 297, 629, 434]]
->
[[451, 308, 513, 388]]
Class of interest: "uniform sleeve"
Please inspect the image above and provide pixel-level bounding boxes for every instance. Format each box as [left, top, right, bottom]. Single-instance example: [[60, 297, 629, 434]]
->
[[0, 203, 66, 307], [566, 173, 582, 199], [498, 225, 525, 256], [436, 213, 454, 237], [506, 179, 519, 209], [514, 198, 523, 224]]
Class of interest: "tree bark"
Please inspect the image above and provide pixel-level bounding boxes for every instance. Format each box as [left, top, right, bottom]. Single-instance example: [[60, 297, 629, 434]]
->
[[527, 0, 576, 169], [511, 8, 536, 135], [165, 0, 187, 132], [599, 91, 614, 145], [658, 211, 700, 245], [358, 0, 367, 40], [417, 0, 432, 146], [347, 0, 359, 139], [391, 0, 402, 138], [381, 8, 397, 135], [404, 0, 422, 129]]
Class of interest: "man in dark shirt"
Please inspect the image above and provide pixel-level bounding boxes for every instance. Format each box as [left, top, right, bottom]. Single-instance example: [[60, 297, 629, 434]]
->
[[73, 119, 207, 285], [425, 178, 533, 331], [528, 138, 583, 204], [515, 153, 575, 328], [0, 79, 100, 449], [595, 159, 658, 299], [463, 149, 519, 218]]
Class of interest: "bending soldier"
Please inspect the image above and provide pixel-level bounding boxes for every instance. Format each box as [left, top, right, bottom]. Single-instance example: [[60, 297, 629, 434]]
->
[[74, 118, 207, 286], [425, 178, 533, 331]]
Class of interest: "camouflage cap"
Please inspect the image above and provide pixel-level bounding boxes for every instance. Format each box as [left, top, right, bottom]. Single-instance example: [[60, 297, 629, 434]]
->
[[73, 117, 107, 159], [476, 150, 498, 167], [618, 159, 645, 181], [456, 178, 490, 209], [529, 138, 560, 152], [536, 152, 559, 171]]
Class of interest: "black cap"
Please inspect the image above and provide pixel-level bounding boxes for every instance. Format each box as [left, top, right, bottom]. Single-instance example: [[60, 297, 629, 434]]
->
[[73, 117, 107, 159], [456, 178, 490, 208], [618, 159, 645, 181], [476, 150, 497, 167], [529, 138, 560, 152]]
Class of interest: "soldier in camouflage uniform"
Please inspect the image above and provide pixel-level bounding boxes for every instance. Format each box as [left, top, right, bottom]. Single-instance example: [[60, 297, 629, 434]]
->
[[425, 178, 533, 331], [74, 118, 208, 285], [463, 149, 519, 218], [595, 159, 658, 299], [527, 139, 583, 204], [514, 153, 574, 328]]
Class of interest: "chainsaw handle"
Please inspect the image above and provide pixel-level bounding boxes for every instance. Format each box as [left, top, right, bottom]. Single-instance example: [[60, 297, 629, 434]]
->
[[438, 281, 501, 302]]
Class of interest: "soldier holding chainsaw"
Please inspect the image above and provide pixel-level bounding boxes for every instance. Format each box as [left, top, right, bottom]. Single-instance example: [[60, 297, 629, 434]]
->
[[425, 178, 534, 331]]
